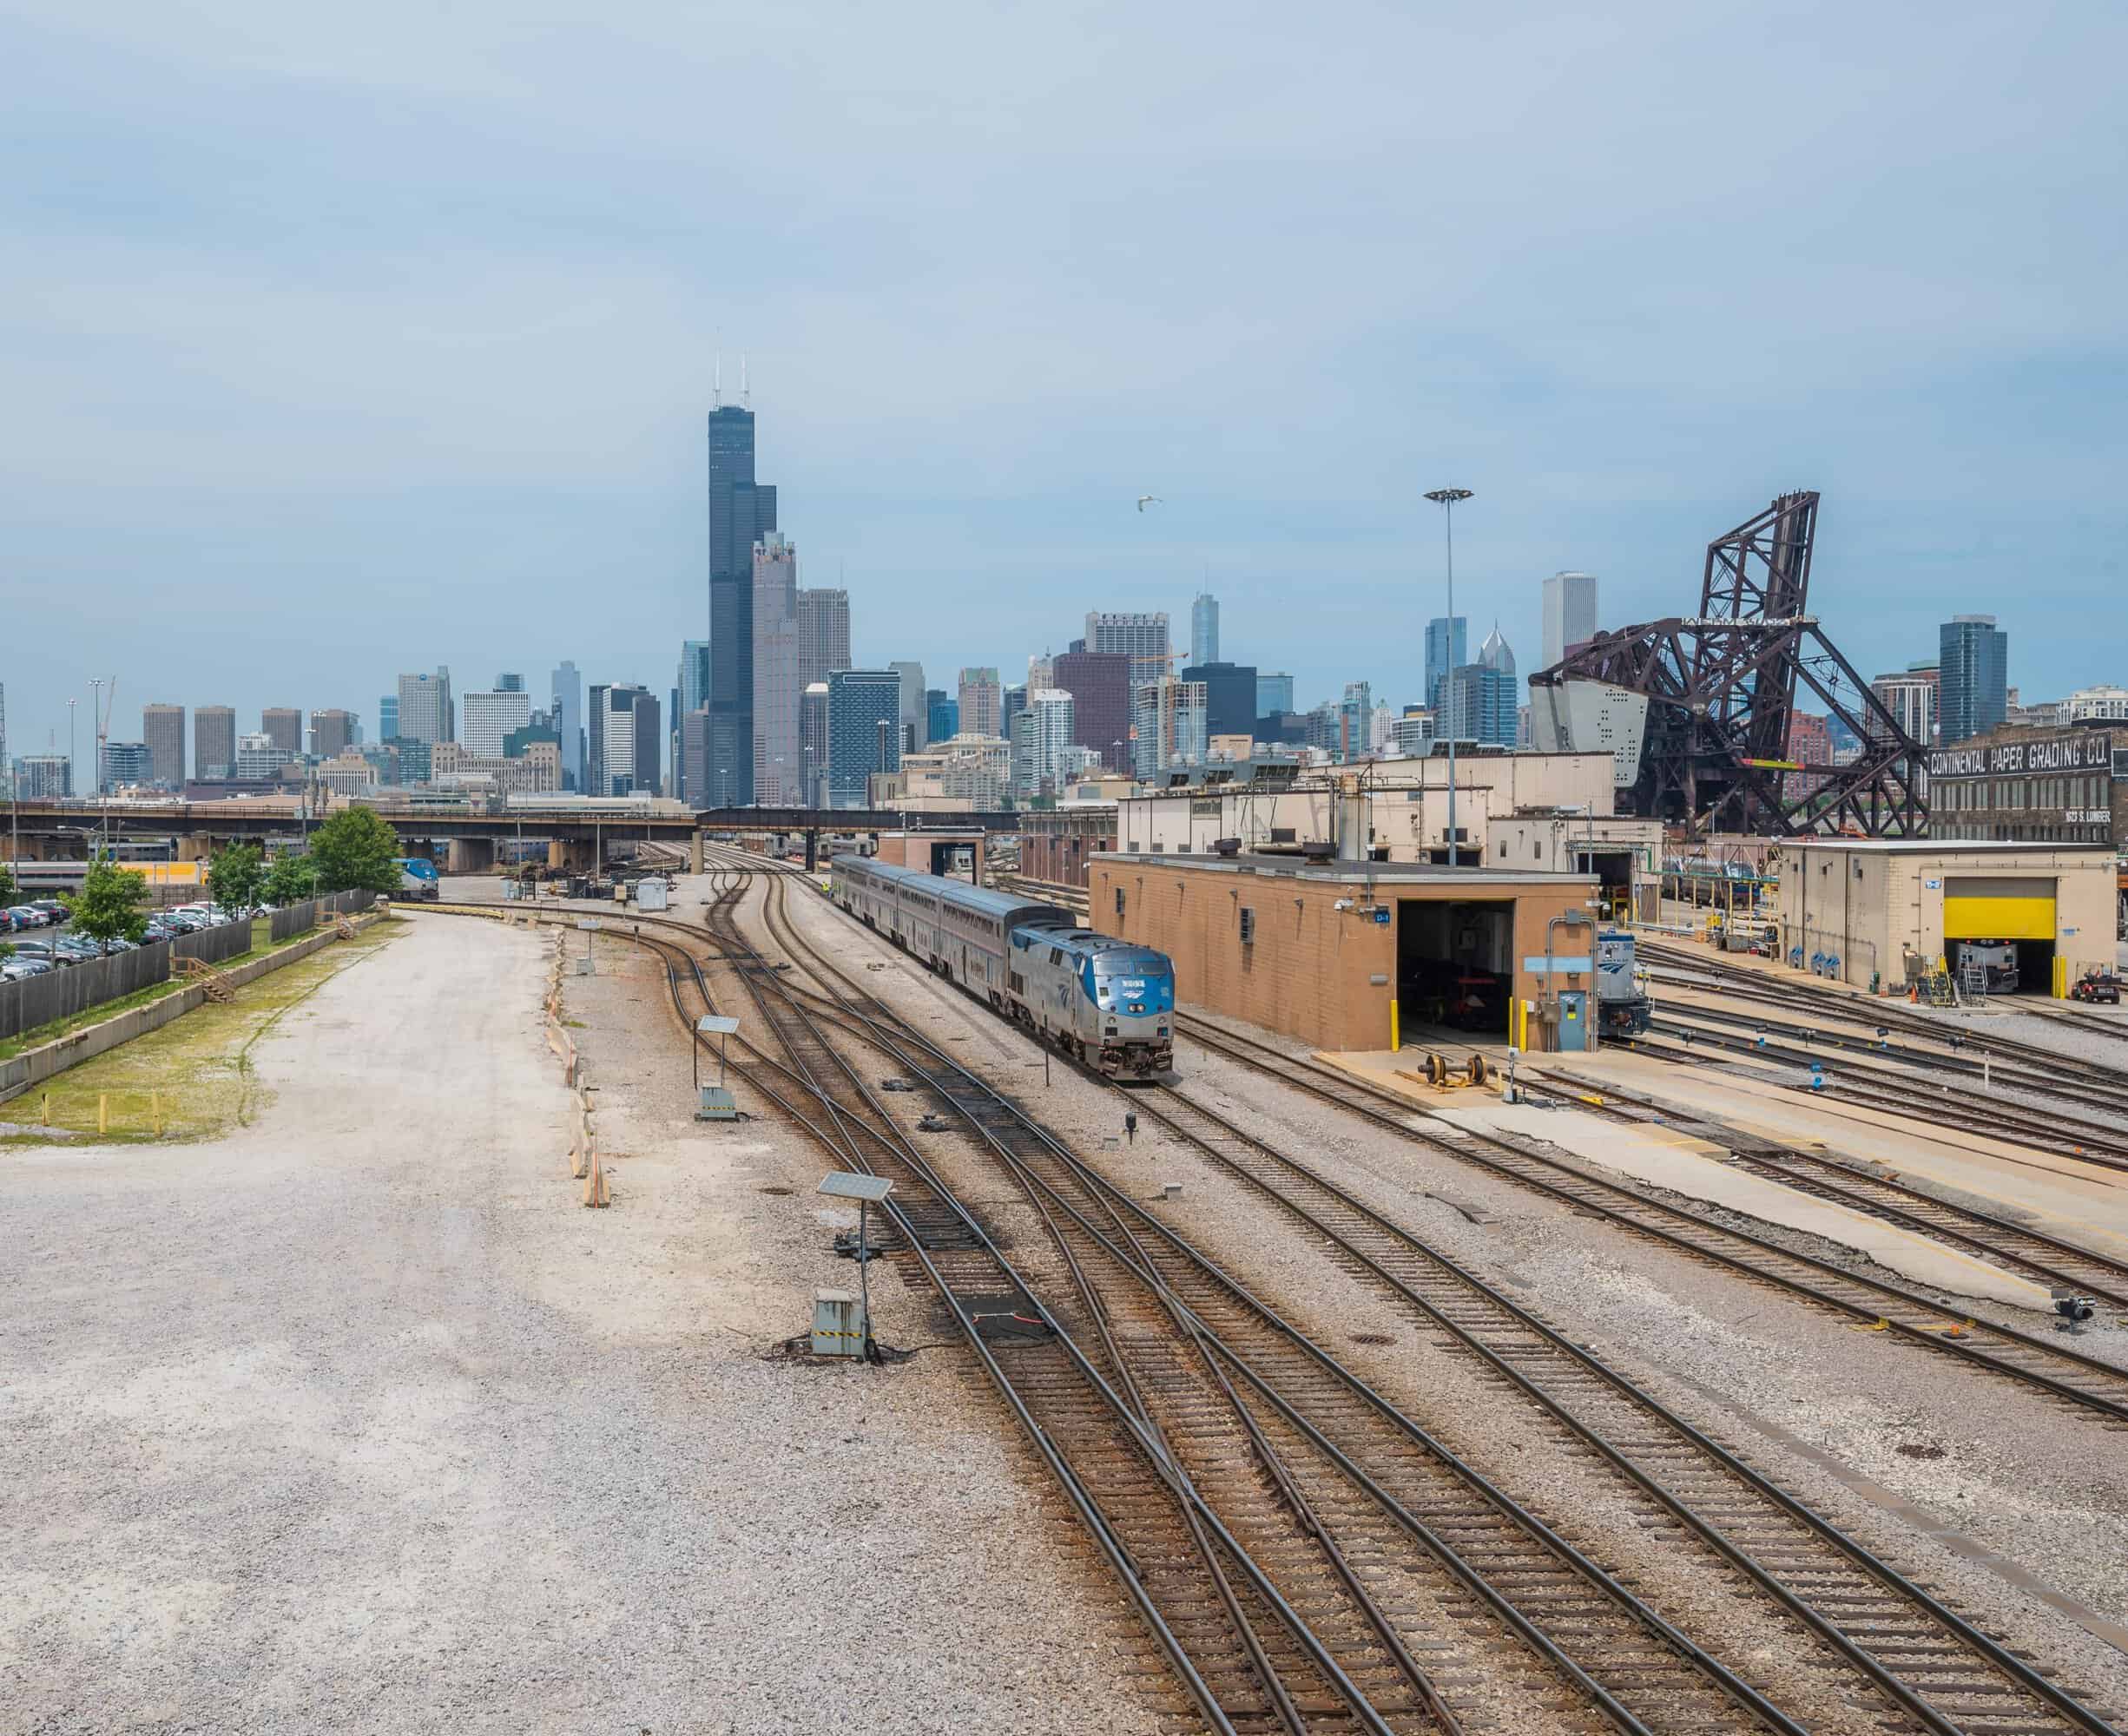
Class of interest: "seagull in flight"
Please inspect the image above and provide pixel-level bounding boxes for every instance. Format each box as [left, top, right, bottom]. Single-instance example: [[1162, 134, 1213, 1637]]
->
[[1136, 494, 1163, 512]]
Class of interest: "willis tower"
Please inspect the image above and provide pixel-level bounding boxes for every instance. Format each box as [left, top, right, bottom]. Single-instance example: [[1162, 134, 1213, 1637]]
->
[[707, 403, 776, 806]]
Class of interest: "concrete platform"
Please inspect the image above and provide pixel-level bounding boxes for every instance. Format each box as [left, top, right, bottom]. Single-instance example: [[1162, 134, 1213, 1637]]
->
[[1311, 1047, 2065, 1312]]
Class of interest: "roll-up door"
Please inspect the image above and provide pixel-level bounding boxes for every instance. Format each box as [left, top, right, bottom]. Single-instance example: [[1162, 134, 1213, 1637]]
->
[[1942, 876, 2055, 941]]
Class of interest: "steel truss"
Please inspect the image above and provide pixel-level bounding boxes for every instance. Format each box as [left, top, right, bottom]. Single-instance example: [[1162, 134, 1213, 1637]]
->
[[1531, 492, 1927, 837]]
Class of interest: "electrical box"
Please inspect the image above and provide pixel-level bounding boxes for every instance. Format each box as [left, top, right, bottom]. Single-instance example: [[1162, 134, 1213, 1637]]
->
[[811, 1288, 865, 1358]]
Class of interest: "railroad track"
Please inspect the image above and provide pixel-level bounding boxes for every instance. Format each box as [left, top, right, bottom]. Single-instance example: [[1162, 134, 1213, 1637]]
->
[[1168, 1015, 2128, 1429], [418, 865, 2128, 1732], [724, 848, 2128, 1736]]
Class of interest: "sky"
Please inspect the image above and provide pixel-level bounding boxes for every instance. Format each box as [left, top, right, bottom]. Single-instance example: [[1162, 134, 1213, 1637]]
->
[[3, 1, 2125, 767]]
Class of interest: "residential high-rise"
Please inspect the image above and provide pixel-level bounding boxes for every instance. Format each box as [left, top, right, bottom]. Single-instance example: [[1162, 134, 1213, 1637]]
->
[[589, 683, 660, 796], [1444, 666, 1517, 748], [2066, 685, 2128, 722], [1014, 689, 1076, 796], [800, 682, 832, 807], [15, 753, 71, 798], [926, 689, 958, 744], [1051, 650, 1132, 771], [1338, 681, 1373, 760], [707, 404, 778, 806], [796, 589, 852, 687], [396, 668, 454, 746], [461, 690, 532, 759], [1191, 591, 1220, 664], [379, 694, 399, 743], [1002, 683, 1027, 745], [1181, 661, 1259, 740], [101, 741, 151, 790], [142, 703, 185, 786], [958, 667, 1002, 739], [891, 661, 927, 753], [1256, 672, 1295, 719], [677, 640, 711, 720], [550, 661, 583, 792], [1939, 615, 2007, 745], [307, 709, 356, 760], [1540, 571, 1598, 669], [1086, 610, 1171, 686], [496, 672, 525, 694], [1131, 678, 1208, 777], [194, 705, 236, 781], [827, 670, 902, 807], [261, 707, 302, 760], [1868, 661, 1939, 747], [751, 534, 803, 805], [1425, 617, 1467, 716]]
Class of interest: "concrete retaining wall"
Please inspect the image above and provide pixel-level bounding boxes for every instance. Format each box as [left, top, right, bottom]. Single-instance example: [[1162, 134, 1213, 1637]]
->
[[0, 917, 375, 1106]]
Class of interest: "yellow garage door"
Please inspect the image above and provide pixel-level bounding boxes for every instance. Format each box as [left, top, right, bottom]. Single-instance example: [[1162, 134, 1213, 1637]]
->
[[1942, 876, 2055, 942]]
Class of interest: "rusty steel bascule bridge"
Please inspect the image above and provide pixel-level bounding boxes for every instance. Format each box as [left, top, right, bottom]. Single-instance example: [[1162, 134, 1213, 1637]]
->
[[1528, 490, 1928, 838]]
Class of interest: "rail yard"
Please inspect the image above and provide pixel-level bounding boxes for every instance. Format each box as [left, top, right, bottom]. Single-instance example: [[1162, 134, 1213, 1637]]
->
[[9, 845, 2128, 1735]]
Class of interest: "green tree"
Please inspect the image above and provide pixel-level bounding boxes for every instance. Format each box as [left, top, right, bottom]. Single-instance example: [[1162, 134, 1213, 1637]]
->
[[0, 862, 16, 904], [207, 843, 267, 918], [64, 859, 150, 952], [308, 806, 402, 895], [263, 852, 318, 906]]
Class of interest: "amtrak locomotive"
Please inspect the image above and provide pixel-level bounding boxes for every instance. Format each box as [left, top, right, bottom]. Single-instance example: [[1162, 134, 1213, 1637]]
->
[[830, 856, 1175, 1079]]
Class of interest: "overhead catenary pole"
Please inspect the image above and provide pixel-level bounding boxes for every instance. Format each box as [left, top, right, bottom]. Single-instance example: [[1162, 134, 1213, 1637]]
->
[[1423, 488, 1474, 867]]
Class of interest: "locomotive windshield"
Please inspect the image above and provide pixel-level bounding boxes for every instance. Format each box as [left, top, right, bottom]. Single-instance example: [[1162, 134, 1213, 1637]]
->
[[1085, 950, 1174, 1012]]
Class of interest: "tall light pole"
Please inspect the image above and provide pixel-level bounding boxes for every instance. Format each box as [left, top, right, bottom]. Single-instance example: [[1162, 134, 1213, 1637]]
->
[[67, 698, 78, 809], [1423, 488, 1474, 868]]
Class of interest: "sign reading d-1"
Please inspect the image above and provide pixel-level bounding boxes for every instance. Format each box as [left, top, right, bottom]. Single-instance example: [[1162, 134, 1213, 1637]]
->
[[1523, 956, 1592, 975]]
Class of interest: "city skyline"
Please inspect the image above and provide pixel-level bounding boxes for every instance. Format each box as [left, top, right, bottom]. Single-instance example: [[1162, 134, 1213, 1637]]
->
[[5, 8, 2120, 757]]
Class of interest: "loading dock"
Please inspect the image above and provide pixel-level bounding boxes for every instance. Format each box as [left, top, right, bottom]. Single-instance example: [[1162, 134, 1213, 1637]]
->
[[1089, 852, 1596, 1052], [1775, 839, 2115, 996]]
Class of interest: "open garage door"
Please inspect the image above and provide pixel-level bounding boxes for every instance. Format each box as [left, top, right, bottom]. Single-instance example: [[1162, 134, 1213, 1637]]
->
[[1943, 876, 2056, 996]]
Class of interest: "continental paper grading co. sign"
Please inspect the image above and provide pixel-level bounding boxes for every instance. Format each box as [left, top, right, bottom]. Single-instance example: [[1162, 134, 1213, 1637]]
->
[[1927, 733, 2113, 779]]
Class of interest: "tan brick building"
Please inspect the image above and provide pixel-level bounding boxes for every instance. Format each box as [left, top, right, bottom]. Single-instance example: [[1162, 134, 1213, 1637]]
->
[[1090, 852, 1598, 1052]]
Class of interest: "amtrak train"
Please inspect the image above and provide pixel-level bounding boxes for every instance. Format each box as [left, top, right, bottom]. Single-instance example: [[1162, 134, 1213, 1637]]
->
[[829, 855, 1175, 1079]]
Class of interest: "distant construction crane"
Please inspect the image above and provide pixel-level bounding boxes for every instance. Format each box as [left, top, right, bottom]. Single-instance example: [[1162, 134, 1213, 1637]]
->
[[1528, 492, 1927, 838]]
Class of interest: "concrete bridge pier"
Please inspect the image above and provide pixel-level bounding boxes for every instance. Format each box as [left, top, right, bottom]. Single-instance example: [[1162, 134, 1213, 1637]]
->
[[547, 837, 598, 873], [177, 832, 218, 863], [447, 837, 497, 875], [688, 831, 705, 874]]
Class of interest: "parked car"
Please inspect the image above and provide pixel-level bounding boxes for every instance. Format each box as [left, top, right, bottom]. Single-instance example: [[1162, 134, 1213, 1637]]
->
[[8, 941, 67, 965], [2, 958, 54, 980], [0, 911, 15, 934], [13, 905, 52, 927]]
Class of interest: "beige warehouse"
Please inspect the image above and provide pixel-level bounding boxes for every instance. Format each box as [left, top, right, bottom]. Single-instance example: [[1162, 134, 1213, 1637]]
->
[[1775, 839, 2115, 995]]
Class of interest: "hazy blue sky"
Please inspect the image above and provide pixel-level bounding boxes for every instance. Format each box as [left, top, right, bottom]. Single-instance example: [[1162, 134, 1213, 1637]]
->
[[3, 1, 2124, 764]]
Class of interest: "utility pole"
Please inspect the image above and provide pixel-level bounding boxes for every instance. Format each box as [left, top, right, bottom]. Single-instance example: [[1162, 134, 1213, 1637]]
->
[[1424, 488, 1474, 867]]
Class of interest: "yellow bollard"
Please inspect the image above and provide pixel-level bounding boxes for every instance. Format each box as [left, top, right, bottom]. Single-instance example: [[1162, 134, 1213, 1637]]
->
[[98, 1093, 109, 1135], [41, 1090, 50, 1127]]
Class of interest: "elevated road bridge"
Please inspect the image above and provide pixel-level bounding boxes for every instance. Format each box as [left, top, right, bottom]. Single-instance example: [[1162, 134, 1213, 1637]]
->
[[1, 800, 1024, 872]]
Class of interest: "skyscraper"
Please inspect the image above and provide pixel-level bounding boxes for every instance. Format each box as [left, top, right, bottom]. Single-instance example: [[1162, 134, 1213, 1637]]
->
[[1051, 650, 1131, 771], [827, 670, 901, 807], [462, 690, 532, 758], [1425, 617, 1467, 715], [708, 404, 777, 806], [496, 672, 525, 694], [1939, 615, 2007, 745], [307, 709, 356, 760], [101, 741, 152, 790], [1256, 672, 1294, 719], [194, 705, 236, 781], [396, 668, 454, 745], [1182, 661, 1259, 740], [1131, 679, 1208, 777], [1338, 681, 1373, 760], [1086, 611, 1171, 686], [379, 694, 399, 742], [589, 683, 659, 796], [677, 640, 711, 720], [800, 683, 831, 807], [1869, 661, 1938, 747], [926, 689, 958, 744], [890, 661, 926, 753], [142, 703, 185, 786], [1016, 689, 1076, 795], [958, 667, 1002, 739], [1540, 572, 1598, 669], [751, 534, 803, 805], [550, 661, 583, 791], [796, 589, 851, 687], [1191, 591, 1220, 664], [260, 707, 303, 760]]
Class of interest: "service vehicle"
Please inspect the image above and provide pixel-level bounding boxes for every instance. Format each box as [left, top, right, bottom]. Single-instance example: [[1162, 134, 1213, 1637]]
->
[[2071, 969, 2122, 1005]]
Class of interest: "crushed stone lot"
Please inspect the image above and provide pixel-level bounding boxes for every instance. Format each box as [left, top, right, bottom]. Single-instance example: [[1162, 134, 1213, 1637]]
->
[[1, 911, 1167, 1736]]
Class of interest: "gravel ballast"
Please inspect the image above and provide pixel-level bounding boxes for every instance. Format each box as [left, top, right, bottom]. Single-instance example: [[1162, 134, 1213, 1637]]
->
[[0, 911, 1173, 1735]]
